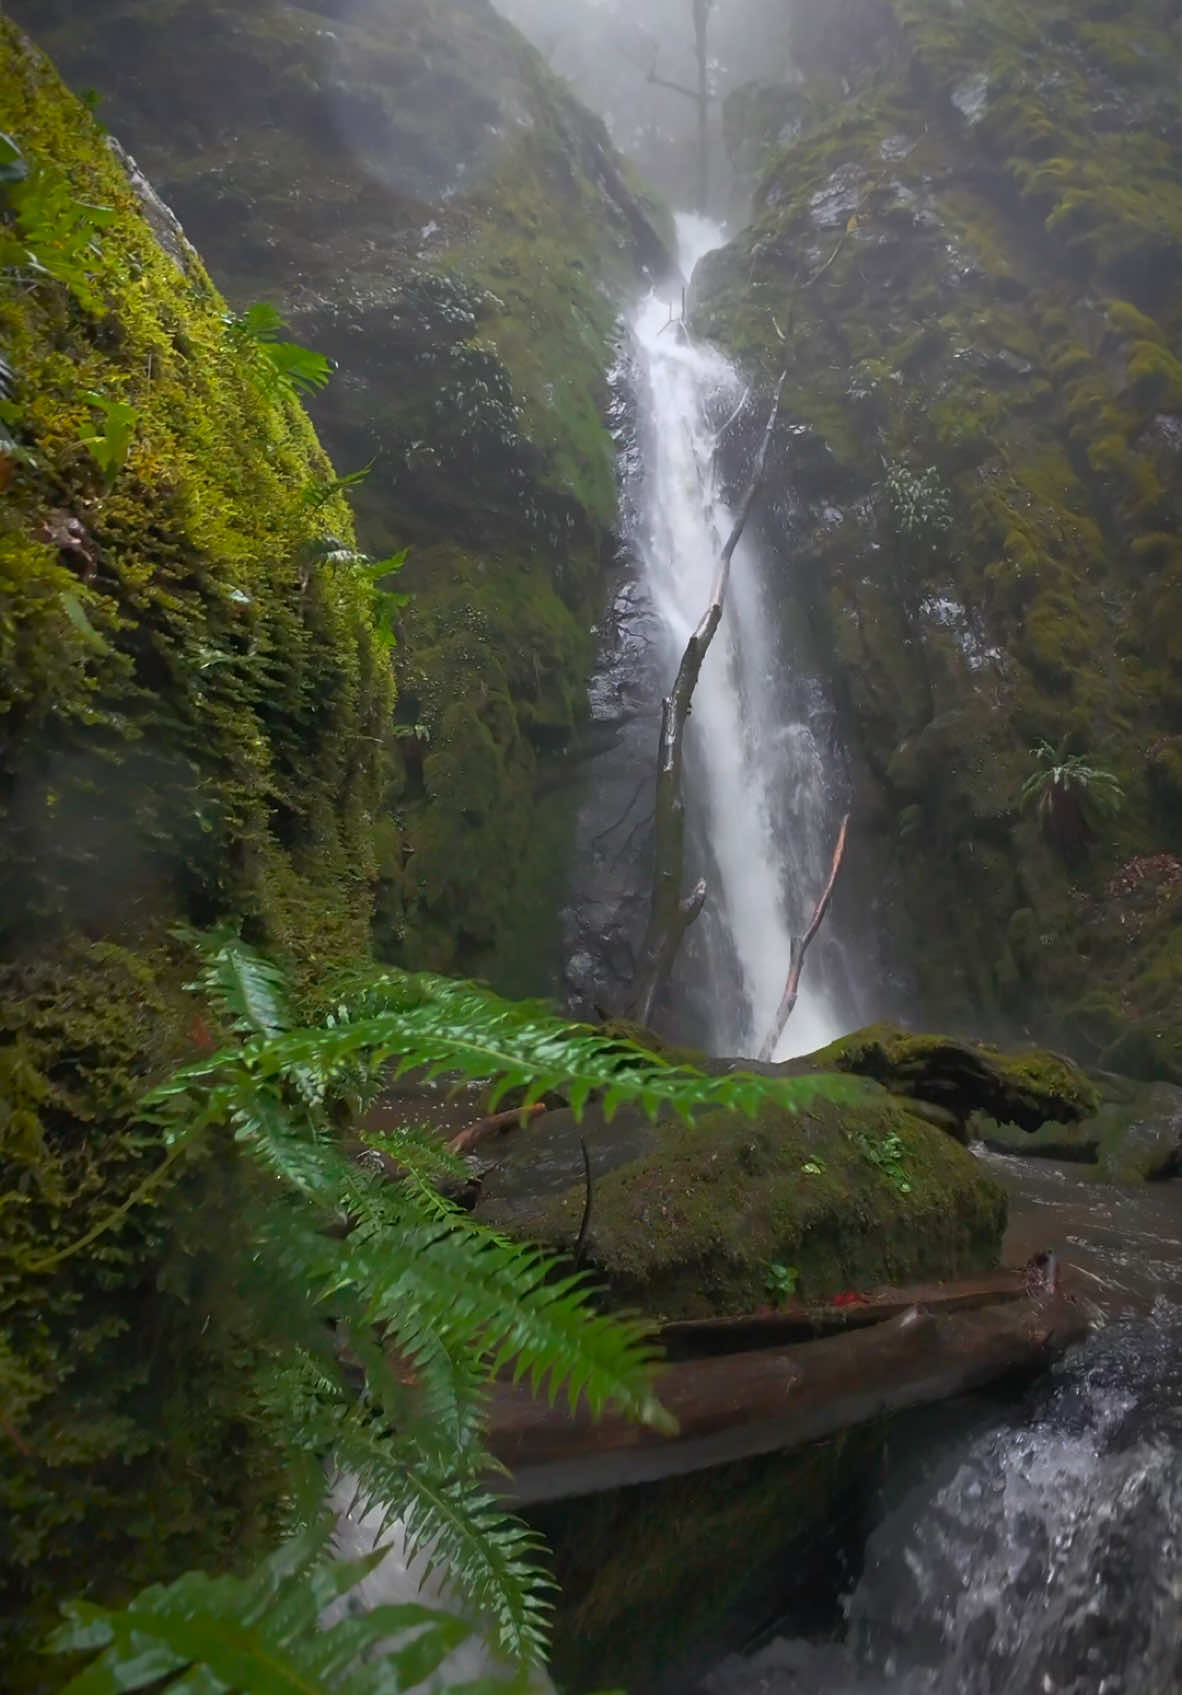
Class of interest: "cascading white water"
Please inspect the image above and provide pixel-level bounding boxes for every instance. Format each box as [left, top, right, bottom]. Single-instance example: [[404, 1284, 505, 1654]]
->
[[630, 213, 843, 1059]]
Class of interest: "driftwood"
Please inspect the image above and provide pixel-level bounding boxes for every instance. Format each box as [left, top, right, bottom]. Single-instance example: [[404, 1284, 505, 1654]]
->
[[630, 372, 787, 1026], [488, 1290, 1088, 1505], [657, 1272, 1028, 1356], [758, 811, 850, 1060], [447, 1102, 546, 1157]]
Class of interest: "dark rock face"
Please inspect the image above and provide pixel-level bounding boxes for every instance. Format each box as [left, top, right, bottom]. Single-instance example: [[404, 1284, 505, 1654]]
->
[[12, 0, 675, 985], [693, 0, 1182, 1074]]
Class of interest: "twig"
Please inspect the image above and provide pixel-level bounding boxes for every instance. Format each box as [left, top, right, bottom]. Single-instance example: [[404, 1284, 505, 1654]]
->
[[447, 1102, 546, 1157], [574, 1137, 594, 1268], [759, 813, 850, 1061]]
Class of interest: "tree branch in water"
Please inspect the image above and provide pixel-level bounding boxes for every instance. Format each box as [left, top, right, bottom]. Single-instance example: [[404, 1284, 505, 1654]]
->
[[629, 372, 787, 1027], [759, 811, 849, 1061]]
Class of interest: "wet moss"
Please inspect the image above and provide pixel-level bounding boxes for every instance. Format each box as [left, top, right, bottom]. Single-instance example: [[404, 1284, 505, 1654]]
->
[[14, 0, 674, 985], [0, 23, 391, 1680], [479, 1086, 1007, 1319], [696, 0, 1182, 1058]]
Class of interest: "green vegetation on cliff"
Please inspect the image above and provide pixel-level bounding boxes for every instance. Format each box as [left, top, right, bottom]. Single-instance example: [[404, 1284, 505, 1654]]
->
[[697, 0, 1182, 1075], [13, 0, 674, 984], [0, 22, 395, 1678]]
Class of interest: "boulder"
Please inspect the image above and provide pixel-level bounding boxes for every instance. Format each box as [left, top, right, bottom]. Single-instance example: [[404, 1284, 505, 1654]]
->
[[789, 1023, 1098, 1136], [475, 1081, 1007, 1319]]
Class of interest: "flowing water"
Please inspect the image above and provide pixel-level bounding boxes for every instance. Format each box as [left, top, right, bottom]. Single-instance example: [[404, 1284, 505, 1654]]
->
[[565, 214, 845, 1059], [689, 1157, 1182, 1695]]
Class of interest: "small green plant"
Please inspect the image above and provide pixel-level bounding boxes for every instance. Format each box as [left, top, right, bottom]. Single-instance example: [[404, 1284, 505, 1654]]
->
[[78, 389, 138, 487], [0, 130, 114, 310], [801, 1158, 825, 1176], [1021, 741, 1124, 852], [855, 1129, 911, 1195], [765, 1261, 799, 1305], [227, 302, 333, 397], [301, 537, 410, 649], [300, 461, 374, 512], [884, 462, 954, 547]]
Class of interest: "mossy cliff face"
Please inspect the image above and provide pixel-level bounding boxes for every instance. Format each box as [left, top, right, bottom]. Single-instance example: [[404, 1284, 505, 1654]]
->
[[0, 24, 392, 1679], [14, 0, 675, 986], [694, 0, 1182, 1077]]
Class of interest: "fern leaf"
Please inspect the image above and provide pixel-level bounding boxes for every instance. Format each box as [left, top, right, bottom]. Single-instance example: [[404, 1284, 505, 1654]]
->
[[52, 1530, 480, 1693]]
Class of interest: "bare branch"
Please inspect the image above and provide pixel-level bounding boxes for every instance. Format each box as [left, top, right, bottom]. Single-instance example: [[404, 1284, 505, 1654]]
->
[[759, 812, 850, 1061], [630, 374, 787, 1026]]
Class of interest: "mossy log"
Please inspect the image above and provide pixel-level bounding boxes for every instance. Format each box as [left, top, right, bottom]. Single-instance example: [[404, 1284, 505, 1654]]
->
[[489, 1291, 1087, 1504]]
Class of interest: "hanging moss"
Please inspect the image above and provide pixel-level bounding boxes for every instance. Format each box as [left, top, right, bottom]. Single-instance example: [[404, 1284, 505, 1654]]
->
[[0, 23, 393, 1683]]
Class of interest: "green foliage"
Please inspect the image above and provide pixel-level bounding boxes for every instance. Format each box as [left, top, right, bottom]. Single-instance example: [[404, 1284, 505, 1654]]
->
[[1021, 740, 1124, 851], [76, 388, 137, 487], [884, 462, 954, 547], [227, 302, 333, 397], [301, 538, 410, 649], [110, 932, 848, 1667], [50, 1524, 487, 1695], [764, 1261, 799, 1305], [854, 1129, 911, 1196], [0, 128, 114, 310], [301, 462, 373, 513]]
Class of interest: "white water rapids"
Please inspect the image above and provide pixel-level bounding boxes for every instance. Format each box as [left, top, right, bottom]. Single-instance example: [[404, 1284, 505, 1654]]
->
[[628, 213, 843, 1059]]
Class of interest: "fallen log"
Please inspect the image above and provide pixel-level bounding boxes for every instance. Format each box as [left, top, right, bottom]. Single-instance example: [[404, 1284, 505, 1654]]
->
[[489, 1293, 1088, 1505], [657, 1272, 1028, 1356]]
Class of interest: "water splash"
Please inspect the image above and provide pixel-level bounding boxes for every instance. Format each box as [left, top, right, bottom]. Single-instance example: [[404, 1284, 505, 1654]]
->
[[627, 214, 843, 1058], [698, 1305, 1182, 1695]]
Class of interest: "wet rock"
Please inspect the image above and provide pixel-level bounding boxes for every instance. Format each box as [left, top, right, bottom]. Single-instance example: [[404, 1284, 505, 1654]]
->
[[794, 1023, 1099, 1135]]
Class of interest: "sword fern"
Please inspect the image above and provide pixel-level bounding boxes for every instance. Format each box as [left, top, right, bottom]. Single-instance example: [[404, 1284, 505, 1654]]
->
[[51, 931, 851, 1688]]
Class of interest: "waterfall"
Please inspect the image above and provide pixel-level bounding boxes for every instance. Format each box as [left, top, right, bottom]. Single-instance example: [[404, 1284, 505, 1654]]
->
[[572, 213, 845, 1059]]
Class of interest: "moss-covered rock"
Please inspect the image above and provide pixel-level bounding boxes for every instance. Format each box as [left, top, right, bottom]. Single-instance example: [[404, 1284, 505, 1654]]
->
[[0, 23, 391, 1681], [476, 1084, 1007, 1318], [981, 1077, 1182, 1181], [799, 1022, 1098, 1133], [693, 0, 1182, 1070], [13, 0, 674, 985]]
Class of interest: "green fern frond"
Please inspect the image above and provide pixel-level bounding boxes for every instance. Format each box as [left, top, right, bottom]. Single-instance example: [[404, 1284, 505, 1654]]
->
[[182, 926, 292, 1039], [158, 966, 855, 1125], [51, 1524, 483, 1694]]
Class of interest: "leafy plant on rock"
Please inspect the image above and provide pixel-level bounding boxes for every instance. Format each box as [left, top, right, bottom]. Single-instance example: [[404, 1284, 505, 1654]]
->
[[1021, 740, 1124, 853], [227, 302, 334, 398], [45, 931, 848, 1687], [0, 129, 114, 310], [77, 388, 138, 487], [884, 462, 954, 549]]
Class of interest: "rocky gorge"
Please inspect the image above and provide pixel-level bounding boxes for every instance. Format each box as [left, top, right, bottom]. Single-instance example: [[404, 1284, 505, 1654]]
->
[[1, 0, 1180, 1689]]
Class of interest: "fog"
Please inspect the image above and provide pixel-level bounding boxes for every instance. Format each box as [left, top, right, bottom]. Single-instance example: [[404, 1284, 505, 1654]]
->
[[493, 0, 795, 212]]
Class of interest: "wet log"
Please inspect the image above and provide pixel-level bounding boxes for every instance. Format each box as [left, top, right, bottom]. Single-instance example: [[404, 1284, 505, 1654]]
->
[[488, 1294, 1088, 1505], [657, 1272, 1028, 1356], [447, 1102, 546, 1157]]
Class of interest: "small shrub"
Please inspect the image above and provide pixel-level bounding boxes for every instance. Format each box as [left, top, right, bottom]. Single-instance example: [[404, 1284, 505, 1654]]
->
[[884, 462, 954, 547], [1021, 740, 1124, 852]]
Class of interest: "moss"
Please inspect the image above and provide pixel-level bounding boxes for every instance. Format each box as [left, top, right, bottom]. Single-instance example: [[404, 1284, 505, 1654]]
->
[[478, 1085, 1007, 1319], [0, 24, 392, 1681], [692, 0, 1182, 1057], [15, 0, 673, 986]]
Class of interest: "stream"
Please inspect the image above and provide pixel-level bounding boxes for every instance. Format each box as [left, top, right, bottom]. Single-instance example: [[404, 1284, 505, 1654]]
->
[[686, 1154, 1182, 1695]]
